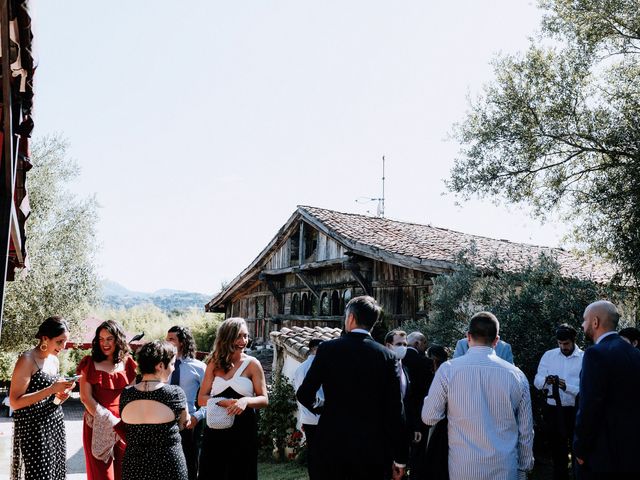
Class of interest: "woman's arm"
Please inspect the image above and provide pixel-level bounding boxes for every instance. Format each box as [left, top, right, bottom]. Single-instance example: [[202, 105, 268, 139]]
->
[[197, 361, 214, 407], [226, 358, 268, 415], [9, 354, 73, 410], [177, 406, 189, 430], [78, 373, 99, 416]]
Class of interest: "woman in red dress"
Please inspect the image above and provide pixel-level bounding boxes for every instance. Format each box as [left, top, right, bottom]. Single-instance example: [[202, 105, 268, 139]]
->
[[77, 320, 137, 480]]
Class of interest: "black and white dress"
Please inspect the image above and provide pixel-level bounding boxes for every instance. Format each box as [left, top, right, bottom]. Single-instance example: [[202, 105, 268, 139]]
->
[[11, 369, 66, 480], [119, 384, 188, 480]]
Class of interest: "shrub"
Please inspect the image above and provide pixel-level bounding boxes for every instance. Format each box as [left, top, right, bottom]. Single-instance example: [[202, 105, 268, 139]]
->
[[258, 371, 297, 461]]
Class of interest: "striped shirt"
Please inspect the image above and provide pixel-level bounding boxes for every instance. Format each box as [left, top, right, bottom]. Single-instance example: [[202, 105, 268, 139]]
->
[[422, 346, 534, 480]]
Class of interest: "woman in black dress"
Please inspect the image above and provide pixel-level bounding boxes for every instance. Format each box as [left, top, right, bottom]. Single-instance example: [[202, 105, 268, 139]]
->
[[119, 340, 189, 480], [197, 318, 268, 480], [9, 316, 77, 480]]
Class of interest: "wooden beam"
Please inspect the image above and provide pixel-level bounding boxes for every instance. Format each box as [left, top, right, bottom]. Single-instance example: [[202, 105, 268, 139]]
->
[[262, 257, 346, 276], [272, 314, 343, 322], [344, 262, 371, 296], [295, 272, 319, 298]]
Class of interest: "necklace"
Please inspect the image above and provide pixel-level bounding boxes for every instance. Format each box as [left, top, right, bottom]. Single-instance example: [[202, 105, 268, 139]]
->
[[138, 378, 163, 391]]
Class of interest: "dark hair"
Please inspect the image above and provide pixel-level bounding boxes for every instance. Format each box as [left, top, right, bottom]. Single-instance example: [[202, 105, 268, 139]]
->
[[345, 296, 382, 330], [619, 327, 640, 347], [384, 329, 407, 345], [91, 320, 129, 363], [427, 345, 449, 364], [168, 325, 196, 359], [137, 341, 176, 374], [556, 323, 577, 341], [308, 339, 324, 350], [35, 316, 69, 340], [468, 311, 499, 345]]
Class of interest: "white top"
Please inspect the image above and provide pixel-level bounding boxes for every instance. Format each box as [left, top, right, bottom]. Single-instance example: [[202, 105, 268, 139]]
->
[[210, 358, 254, 398], [422, 346, 534, 480], [293, 354, 323, 426], [533, 346, 583, 407]]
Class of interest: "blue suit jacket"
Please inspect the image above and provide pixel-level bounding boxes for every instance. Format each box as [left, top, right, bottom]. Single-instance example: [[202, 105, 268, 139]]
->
[[453, 338, 514, 364], [573, 333, 640, 473]]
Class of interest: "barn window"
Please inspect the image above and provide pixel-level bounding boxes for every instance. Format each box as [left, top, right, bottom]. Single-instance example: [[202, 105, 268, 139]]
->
[[342, 289, 352, 313], [302, 293, 311, 316], [331, 290, 340, 315], [291, 293, 300, 315], [289, 226, 300, 266], [256, 297, 265, 319], [304, 227, 318, 261], [320, 292, 330, 316]]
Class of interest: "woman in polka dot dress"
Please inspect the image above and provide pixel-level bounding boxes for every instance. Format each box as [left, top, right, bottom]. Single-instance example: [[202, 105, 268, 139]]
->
[[9, 316, 78, 480]]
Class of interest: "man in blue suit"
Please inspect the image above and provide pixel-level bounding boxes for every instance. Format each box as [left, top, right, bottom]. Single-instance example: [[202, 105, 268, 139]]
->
[[453, 336, 514, 364], [573, 300, 640, 478]]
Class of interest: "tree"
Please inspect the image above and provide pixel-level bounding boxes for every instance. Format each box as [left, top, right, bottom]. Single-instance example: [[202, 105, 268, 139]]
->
[[0, 136, 99, 351], [448, 0, 640, 285]]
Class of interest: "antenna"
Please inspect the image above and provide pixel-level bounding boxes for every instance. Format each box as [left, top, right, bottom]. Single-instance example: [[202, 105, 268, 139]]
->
[[355, 156, 386, 217]]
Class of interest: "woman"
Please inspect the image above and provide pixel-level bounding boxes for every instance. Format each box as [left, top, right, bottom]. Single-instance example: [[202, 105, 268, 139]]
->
[[77, 320, 137, 480], [197, 318, 268, 480], [119, 340, 189, 480], [9, 316, 77, 480]]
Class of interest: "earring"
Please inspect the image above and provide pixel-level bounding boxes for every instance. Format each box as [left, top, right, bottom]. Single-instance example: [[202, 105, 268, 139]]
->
[[40, 341, 48, 352]]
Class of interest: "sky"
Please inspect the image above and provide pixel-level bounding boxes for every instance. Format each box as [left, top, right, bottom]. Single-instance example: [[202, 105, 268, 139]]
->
[[30, 0, 565, 296]]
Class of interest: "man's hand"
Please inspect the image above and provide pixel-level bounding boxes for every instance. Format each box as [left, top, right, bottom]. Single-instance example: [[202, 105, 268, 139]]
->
[[185, 414, 198, 429], [576, 457, 584, 465], [413, 431, 422, 443], [558, 379, 567, 391], [391, 463, 405, 480]]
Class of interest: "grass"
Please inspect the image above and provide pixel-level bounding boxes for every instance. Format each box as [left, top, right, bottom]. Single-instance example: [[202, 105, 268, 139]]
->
[[258, 461, 309, 480]]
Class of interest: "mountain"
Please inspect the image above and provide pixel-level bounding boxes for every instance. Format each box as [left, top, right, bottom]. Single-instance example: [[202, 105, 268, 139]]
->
[[100, 280, 211, 312]]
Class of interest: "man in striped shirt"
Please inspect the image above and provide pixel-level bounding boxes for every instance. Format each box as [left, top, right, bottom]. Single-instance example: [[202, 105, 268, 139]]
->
[[422, 312, 534, 480]]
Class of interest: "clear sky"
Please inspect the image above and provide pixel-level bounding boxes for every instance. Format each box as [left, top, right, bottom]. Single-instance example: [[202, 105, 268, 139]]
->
[[31, 0, 564, 296]]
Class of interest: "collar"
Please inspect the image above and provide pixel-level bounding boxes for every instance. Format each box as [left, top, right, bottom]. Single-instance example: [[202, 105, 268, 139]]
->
[[595, 331, 617, 344], [467, 345, 494, 354], [350, 328, 371, 336], [557, 345, 583, 358], [407, 346, 419, 353]]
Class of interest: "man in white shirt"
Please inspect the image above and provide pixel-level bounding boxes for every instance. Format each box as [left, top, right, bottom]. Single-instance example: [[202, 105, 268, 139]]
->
[[422, 311, 534, 480], [534, 324, 583, 480], [293, 339, 324, 480]]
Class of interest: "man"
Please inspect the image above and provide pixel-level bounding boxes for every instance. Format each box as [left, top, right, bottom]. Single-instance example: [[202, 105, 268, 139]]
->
[[166, 325, 206, 480], [534, 324, 583, 480], [573, 301, 640, 478], [297, 296, 408, 480], [619, 326, 640, 348], [403, 331, 434, 479], [293, 339, 324, 480], [453, 335, 514, 363], [422, 312, 534, 480], [384, 329, 409, 402]]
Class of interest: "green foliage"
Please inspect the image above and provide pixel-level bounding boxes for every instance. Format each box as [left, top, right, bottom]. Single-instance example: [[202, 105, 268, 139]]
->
[[448, 0, 640, 286], [0, 352, 18, 383], [258, 372, 297, 461], [91, 304, 223, 352], [1, 136, 99, 352]]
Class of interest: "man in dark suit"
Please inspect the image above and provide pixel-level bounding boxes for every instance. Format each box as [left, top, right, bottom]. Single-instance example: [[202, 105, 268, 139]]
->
[[296, 296, 408, 480], [573, 300, 640, 478]]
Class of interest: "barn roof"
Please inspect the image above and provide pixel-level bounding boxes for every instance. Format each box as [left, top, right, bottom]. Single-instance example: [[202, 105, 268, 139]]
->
[[270, 326, 342, 362], [206, 206, 617, 311]]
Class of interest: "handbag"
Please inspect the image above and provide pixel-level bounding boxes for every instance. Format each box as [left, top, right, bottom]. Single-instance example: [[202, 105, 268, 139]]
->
[[206, 397, 235, 429]]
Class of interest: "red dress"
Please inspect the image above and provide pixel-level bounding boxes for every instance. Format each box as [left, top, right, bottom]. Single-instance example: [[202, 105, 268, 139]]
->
[[77, 355, 137, 480]]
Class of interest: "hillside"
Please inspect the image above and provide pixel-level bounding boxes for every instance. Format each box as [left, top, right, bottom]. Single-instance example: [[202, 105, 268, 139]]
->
[[101, 280, 211, 312]]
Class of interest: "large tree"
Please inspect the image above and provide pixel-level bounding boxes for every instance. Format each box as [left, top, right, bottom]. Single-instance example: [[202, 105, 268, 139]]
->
[[448, 0, 640, 285], [0, 136, 99, 351]]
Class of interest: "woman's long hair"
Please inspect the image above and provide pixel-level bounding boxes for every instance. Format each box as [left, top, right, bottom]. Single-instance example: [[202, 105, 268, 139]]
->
[[209, 318, 247, 373], [91, 320, 129, 363]]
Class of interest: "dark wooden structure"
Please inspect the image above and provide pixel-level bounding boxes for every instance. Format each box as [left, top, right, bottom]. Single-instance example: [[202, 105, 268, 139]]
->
[[206, 206, 616, 342]]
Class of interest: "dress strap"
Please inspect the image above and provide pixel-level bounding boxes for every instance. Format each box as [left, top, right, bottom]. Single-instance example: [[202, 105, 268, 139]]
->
[[233, 358, 252, 378], [30, 352, 42, 371]]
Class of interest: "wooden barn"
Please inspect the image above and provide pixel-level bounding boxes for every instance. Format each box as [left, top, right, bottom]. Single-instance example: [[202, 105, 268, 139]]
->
[[205, 206, 615, 342]]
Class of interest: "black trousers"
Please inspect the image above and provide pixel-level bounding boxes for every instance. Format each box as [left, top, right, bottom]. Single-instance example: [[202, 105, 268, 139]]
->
[[303, 423, 321, 480], [544, 404, 576, 480], [181, 419, 204, 480]]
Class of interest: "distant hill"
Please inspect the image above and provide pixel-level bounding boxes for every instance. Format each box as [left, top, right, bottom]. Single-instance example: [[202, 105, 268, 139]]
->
[[100, 280, 211, 312]]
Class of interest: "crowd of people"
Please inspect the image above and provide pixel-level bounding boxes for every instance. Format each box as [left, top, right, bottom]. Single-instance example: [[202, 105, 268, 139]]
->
[[9, 316, 268, 480], [7, 295, 640, 480]]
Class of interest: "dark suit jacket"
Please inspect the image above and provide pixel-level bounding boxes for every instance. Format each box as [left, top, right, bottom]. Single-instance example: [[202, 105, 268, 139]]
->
[[296, 331, 409, 470], [573, 333, 640, 473], [402, 347, 433, 432]]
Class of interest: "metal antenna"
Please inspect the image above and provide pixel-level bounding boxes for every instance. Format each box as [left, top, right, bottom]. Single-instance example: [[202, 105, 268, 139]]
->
[[355, 156, 386, 217]]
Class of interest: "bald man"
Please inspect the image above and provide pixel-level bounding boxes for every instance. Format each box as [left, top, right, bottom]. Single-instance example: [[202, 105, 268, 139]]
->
[[573, 301, 640, 478]]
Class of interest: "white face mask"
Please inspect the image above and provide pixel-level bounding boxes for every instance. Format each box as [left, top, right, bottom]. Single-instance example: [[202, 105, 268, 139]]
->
[[392, 345, 407, 360]]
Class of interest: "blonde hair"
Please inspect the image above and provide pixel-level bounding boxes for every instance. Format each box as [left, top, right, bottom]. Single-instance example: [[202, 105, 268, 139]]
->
[[210, 317, 247, 373]]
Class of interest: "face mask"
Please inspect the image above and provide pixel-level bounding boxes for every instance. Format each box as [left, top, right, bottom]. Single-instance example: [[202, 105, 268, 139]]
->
[[392, 345, 407, 360]]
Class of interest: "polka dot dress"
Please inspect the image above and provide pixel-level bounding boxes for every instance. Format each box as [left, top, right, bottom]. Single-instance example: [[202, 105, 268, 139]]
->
[[119, 384, 188, 480], [11, 370, 66, 480]]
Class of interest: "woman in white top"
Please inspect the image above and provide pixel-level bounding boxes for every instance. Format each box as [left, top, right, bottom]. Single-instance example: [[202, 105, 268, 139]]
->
[[197, 318, 268, 480]]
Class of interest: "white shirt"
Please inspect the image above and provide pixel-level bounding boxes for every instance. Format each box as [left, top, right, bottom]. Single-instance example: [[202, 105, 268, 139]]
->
[[533, 346, 583, 407], [422, 346, 534, 480], [294, 354, 324, 426]]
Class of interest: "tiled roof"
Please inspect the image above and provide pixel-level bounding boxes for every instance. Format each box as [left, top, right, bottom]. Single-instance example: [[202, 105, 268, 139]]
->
[[299, 206, 617, 284], [270, 326, 342, 362]]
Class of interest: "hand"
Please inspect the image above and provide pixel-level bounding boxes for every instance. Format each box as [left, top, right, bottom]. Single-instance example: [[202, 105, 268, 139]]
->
[[576, 457, 584, 465], [186, 415, 198, 429], [558, 379, 567, 391], [50, 378, 74, 394], [413, 431, 422, 443], [54, 391, 70, 404], [216, 399, 235, 408], [226, 397, 248, 416], [391, 463, 405, 480]]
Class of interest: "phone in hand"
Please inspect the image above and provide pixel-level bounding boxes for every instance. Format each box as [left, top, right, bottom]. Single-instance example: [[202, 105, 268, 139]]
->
[[64, 374, 82, 382]]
